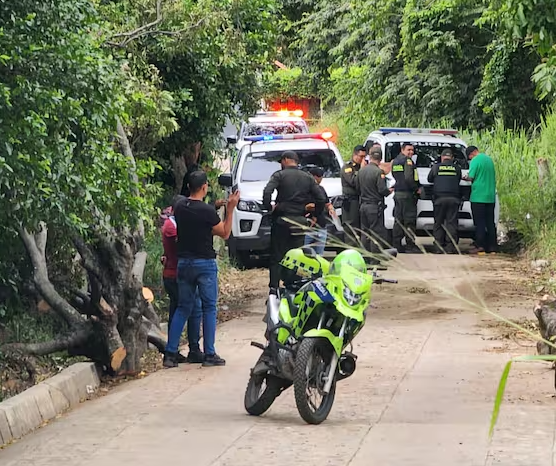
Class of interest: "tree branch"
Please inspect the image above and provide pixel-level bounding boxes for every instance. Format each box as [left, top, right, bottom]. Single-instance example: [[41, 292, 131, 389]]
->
[[18, 225, 85, 328], [116, 117, 145, 241], [111, 0, 163, 41], [72, 235, 103, 283], [106, 3, 208, 48], [2, 327, 91, 356], [132, 251, 148, 284]]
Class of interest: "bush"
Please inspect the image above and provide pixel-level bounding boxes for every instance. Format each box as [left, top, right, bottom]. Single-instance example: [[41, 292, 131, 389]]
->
[[466, 112, 556, 257], [310, 110, 370, 160]]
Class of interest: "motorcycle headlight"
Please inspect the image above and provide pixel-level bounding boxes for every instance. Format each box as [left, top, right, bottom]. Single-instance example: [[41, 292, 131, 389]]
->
[[237, 200, 261, 212], [343, 286, 362, 306]]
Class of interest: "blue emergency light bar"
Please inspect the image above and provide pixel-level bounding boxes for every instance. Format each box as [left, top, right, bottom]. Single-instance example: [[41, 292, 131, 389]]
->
[[378, 127, 458, 136], [244, 131, 333, 143]]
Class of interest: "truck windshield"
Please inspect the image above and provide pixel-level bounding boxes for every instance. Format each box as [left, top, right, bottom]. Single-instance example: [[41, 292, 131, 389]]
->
[[242, 121, 308, 137], [240, 149, 341, 182], [385, 142, 469, 169]]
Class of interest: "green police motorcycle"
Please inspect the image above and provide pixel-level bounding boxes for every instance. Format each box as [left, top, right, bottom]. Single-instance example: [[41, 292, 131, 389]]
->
[[244, 247, 397, 424]]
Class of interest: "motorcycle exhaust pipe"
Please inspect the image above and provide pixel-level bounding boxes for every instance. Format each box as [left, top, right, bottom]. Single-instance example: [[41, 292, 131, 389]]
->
[[338, 354, 357, 378]]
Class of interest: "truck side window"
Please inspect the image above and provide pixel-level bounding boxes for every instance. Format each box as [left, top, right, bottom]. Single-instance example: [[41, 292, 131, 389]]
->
[[385, 143, 399, 163], [364, 139, 377, 154]]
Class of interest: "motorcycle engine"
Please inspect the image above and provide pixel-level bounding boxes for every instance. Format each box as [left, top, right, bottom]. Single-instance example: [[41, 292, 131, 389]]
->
[[278, 348, 294, 380]]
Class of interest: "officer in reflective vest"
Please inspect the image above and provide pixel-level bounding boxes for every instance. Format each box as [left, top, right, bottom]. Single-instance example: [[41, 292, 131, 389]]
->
[[427, 149, 462, 254], [391, 143, 421, 253], [341, 145, 366, 246]]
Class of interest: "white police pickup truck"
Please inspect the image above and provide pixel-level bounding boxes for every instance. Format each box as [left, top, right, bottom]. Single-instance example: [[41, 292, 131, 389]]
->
[[363, 127, 499, 240], [218, 132, 344, 267], [226, 110, 310, 152]]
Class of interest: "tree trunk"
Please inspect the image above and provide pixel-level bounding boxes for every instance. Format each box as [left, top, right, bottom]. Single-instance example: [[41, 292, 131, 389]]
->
[[172, 154, 187, 195], [7, 120, 162, 375], [172, 141, 202, 194]]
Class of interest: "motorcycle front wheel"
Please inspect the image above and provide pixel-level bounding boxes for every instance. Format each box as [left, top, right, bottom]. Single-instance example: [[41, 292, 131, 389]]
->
[[244, 362, 285, 416], [293, 337, 336, 425]]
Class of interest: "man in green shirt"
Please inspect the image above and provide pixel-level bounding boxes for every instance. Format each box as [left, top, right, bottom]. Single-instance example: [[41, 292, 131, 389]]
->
[[463, 146, 497, 254]]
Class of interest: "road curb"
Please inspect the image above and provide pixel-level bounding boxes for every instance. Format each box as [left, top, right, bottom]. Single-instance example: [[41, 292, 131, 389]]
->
[[0, 362, 100, 447]]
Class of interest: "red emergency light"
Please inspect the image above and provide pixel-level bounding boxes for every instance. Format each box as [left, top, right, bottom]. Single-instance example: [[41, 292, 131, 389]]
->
[[256, 109, 304, 118]]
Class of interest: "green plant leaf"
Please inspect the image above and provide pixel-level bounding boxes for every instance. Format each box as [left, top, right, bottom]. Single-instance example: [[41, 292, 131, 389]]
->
[[489, 361, 512, 438]]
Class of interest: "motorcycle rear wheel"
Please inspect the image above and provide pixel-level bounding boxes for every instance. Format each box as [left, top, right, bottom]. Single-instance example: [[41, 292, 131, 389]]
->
[[293, 337, 336, 425], [244, 367, 284, 416]]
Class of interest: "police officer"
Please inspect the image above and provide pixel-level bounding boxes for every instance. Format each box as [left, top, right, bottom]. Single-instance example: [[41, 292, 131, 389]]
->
[[427, 149, 462, 254], [263, 150, 327, 292], [341, 145, 366, 245], [356, 147, 393, 260], [391, 143, 421, 253]]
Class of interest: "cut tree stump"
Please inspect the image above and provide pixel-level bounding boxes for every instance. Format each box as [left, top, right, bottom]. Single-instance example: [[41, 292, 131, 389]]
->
[[110, 347, 127, 371], [533, 296, 556, 391]]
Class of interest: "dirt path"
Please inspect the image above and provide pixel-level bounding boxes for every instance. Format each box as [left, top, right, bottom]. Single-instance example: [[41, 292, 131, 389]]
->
[[1, 250, 554, 466]]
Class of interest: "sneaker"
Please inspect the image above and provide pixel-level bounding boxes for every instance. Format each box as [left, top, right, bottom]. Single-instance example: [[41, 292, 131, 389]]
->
[[469, 247, 485, 255], [163, 352, 178, 369], [187, 351, 205, 364], [202, 354, 226, 367], [176, 353, 188, 364]]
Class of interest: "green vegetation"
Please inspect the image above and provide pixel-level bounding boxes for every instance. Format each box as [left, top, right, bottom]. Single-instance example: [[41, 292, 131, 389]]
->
[[273, 0, 555, 130], [2, 0, 556, 401], [0, 0, 278, 382]]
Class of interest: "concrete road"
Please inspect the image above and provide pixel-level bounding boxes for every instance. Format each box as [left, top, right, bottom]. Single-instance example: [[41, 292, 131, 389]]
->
[[1, 253, 554, 466]]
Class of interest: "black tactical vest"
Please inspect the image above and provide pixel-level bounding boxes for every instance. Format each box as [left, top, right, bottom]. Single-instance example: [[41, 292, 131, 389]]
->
[[432, 161, 460, 198]]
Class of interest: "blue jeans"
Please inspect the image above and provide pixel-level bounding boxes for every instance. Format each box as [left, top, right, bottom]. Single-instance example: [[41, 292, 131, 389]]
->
[[304, 228, 327, 255], [163, 277, 202, 353], [166, 258, 219, 355]]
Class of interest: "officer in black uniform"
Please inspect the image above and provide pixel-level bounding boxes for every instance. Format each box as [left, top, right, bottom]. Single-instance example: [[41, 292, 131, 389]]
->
[[356, 147, 392, 259], [341, 145, 366, 246], [263, 150, 327, 292], [427, 149, 462, 254], [391, 143, 420, 253]]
